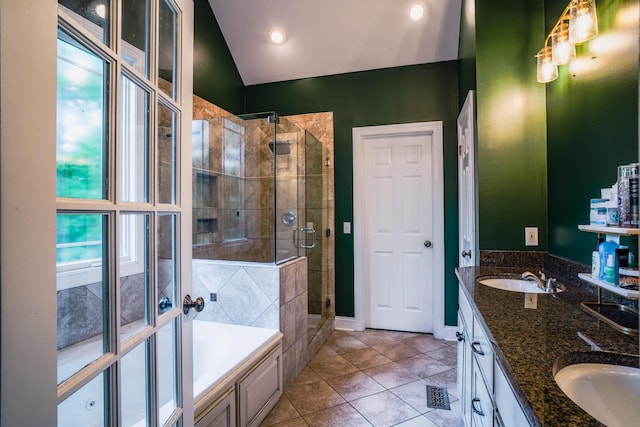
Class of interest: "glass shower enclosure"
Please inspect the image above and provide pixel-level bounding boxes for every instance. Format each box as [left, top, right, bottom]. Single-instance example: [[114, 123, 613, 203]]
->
[[192, 112, 310, 264]]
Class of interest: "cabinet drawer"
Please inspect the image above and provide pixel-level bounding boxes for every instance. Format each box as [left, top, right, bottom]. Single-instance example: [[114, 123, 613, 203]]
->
[[458, 284, 473, 330], [472, 316, 494, 389]]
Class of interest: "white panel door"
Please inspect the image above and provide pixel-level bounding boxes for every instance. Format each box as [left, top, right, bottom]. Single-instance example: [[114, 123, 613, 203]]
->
[[364, 131, 434, 332], [458, 91, 478, 267]]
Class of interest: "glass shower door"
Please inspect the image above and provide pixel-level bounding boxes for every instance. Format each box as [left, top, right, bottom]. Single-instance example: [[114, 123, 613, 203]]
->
[[274, 117, 304, 264], [304, 130, 328, 338]]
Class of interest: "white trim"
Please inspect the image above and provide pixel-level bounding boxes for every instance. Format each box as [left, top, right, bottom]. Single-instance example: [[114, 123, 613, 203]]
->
[[1, 0, 59, 424], [353, 121, 445, 338], [334, 316, 358, 331], [442, 325, 459, 342]]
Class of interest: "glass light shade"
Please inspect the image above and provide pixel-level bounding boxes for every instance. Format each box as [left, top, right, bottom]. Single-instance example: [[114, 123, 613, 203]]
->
[[537, 46, 558, 83], [552, 24, 576, 65], [569, 0, 598, 43]]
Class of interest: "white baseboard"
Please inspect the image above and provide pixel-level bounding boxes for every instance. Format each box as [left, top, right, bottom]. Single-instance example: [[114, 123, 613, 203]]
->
[[442, 325, 458, 342], [337, 316, 458, 341], [334, 316, 357, 331]]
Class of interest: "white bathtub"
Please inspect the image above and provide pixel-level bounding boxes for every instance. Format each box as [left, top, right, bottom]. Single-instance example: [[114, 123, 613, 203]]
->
[[57, 320, 279, 426]]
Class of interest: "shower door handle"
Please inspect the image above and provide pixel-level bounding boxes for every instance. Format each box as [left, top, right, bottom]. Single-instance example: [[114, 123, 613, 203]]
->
[[298, 226, 317, 249]]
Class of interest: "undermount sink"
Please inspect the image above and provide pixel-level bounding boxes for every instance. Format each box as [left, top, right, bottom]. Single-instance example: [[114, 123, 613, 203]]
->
[[478, 278, 547, 293], [554, 354, 640, 427]]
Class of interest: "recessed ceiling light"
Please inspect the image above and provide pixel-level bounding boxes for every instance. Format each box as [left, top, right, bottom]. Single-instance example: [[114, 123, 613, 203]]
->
[[95, 3, 107, 19], [268, 27, 286, 45], [409, 3, 425, 21]]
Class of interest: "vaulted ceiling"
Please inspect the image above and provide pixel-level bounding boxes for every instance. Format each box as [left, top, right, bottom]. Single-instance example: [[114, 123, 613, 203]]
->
[[208, 0, 462, 85]]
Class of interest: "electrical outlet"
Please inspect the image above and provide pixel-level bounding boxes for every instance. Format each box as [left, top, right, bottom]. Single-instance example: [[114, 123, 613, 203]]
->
[[210, 293, 217, 302], [525, 227, 538, 246], [524, 292, 538, 309]]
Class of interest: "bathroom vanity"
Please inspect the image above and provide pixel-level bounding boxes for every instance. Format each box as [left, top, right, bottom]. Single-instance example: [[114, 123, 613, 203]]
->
[[456, 266, 639, 426]]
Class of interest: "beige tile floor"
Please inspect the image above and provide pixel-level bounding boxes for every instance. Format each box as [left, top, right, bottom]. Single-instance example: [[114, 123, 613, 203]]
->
[[262, 328, 463, 427]]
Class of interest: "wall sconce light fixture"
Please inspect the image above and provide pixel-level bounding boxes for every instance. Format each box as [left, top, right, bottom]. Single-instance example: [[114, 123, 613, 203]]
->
[[537, 46, 558, 83], [537, 0, 598, 83]]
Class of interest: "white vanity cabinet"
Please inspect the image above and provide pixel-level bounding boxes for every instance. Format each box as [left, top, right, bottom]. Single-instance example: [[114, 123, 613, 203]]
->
[[457, 283, 495, 426], [458, 282, 530, 427]]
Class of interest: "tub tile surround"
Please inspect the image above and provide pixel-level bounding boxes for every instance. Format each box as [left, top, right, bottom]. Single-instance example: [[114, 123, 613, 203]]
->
[[192, 259, 280, 329], [279, 257, 311, 389], [457, 264, 638, 426], [192, 257, 316, 393]]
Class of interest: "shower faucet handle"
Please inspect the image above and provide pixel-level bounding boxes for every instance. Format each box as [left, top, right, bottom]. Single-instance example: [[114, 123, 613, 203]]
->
[[183, 295, 205, 315]]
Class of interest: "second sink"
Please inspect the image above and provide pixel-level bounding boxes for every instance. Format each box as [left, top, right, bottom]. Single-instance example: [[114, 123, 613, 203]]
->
[[553, 352, 640, 427]]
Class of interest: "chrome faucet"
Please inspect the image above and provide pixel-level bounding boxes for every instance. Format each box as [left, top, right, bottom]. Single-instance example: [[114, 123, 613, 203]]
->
[[521, 271, 561, 293], [522, 271, 546, 291]]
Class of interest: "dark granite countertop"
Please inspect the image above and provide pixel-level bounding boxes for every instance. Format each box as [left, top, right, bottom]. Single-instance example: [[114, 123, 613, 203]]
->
[[455, 266, 639, 427]]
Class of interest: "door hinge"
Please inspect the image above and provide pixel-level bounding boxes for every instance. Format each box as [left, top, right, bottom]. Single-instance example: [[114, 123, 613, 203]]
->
[[458, 145, 463, 156]]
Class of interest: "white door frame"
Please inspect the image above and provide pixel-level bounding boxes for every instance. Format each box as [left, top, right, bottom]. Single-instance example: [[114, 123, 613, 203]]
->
[[353, 122, 445, 339]]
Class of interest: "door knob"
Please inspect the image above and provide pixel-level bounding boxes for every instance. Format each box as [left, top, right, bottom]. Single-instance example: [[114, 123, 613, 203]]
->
[[461, 250, 472, 258], [183, 295, 205, 315], [424, 240, 432, 248]]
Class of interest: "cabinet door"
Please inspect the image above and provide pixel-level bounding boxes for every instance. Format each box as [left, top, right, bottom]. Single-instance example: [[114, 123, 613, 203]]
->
[[195, 389, 236, 427], [472, 315, 494, 390], [457, 312, 473, 427], [471, 358, 494, 427], [238, 347, 283, 427], [495, 365, 530, 426]]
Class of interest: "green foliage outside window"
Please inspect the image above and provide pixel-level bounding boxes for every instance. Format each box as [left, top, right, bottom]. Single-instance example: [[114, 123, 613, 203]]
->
[[56, 33, 107, 265]]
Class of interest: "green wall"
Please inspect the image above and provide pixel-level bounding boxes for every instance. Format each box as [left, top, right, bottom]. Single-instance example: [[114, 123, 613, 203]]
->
[[244, 64, 460, 324], [458, 0, 477, 106], [475, 0, 549, 251], [193, 0, 244, 114], [546, 0, 639, 264]]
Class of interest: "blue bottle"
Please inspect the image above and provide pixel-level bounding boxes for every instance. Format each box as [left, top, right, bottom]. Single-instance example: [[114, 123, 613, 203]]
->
[[598, 240, 619, 280]]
